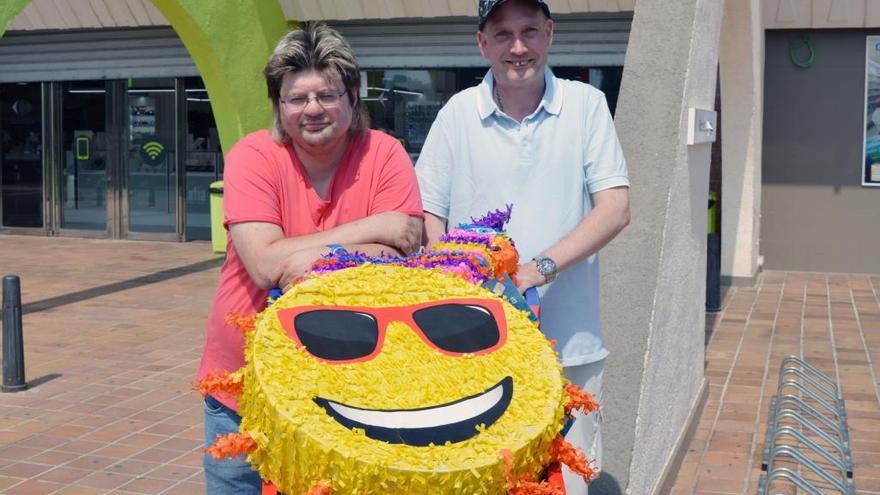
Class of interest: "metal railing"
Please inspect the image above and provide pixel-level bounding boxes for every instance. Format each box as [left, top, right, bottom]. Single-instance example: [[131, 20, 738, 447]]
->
[[757, 356, 853, 494]]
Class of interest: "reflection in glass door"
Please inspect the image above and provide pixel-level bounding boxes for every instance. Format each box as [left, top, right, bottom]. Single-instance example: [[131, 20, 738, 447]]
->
[[125, 78, 177, 236], [60, 81, 108, 232], [184, 77, 223, 240], [0, 82, 44, 228]]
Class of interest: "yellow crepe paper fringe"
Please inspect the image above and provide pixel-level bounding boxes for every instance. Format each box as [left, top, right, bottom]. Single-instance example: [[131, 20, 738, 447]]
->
[[305, 480, 331, 495], [238, 264, 568, 494]]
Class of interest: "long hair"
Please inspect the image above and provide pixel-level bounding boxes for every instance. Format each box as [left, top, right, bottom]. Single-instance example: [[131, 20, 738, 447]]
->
[[264, 22, 370, 143]]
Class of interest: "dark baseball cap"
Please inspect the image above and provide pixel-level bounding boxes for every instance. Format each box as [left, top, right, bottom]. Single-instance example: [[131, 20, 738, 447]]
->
[[478, 0, 552, 30]]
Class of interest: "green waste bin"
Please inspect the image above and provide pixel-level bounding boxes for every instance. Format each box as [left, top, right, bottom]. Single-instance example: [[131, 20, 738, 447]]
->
[[706, 192, 720, 312], [707, 192, 718, 234], [209, 181, 226, 253]]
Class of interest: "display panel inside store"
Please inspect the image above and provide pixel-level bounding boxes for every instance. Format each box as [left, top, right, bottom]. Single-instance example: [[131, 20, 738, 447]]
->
[[362, 66, 622, 160]]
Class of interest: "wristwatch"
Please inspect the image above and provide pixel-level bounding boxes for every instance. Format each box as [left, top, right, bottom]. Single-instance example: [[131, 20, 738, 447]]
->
[[532, 255, 558, 283]]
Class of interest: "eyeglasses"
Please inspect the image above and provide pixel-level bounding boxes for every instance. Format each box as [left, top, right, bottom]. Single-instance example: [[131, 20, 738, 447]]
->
[[279, 91, 348, 111], [277, 298, 507, 364]]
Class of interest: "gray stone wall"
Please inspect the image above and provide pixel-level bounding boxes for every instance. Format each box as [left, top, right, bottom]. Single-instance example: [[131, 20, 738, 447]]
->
[[599, 0, 723, 492]]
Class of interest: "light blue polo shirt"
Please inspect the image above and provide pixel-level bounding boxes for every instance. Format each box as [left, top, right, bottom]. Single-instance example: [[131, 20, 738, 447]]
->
[[416, 67, 629, 367]]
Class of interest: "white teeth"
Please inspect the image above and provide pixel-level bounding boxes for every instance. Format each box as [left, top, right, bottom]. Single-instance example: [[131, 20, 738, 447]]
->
[[323, 380, 506, 429]]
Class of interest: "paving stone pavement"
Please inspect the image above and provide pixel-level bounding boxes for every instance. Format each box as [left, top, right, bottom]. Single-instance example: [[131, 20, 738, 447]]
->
[[0, 235, 220, 494], [669, 271, 880, 495], [1, 235, 879, 494]]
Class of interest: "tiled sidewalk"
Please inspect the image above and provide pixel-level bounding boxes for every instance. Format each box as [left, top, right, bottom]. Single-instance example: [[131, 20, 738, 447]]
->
[[669, 271, 880, 494], [0, 235, 221, 494], [1, 235, 879, 494]]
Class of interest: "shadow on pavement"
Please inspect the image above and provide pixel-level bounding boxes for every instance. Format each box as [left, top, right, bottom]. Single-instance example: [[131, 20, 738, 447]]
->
[[590, 472, 624, 495], [17, 257, 224, 316], [27, 373, 62, 388]]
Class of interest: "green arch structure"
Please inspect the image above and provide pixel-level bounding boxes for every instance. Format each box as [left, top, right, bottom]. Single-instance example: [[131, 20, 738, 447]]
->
[[0, 0, 291, 153]]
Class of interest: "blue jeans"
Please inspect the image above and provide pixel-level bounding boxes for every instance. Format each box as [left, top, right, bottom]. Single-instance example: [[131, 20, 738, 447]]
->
[[203, 395, 262, 494]]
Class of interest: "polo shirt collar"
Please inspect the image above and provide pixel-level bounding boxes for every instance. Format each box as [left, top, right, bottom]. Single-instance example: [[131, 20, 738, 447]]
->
[[476, 67, 563, 120]]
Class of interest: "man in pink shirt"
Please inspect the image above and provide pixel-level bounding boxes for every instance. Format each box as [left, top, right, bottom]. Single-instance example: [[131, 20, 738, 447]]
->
[[197, 22, 424, 493]]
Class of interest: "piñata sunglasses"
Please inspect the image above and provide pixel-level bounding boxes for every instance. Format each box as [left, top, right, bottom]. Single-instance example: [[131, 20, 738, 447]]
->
[[277, 298, 507, 364]]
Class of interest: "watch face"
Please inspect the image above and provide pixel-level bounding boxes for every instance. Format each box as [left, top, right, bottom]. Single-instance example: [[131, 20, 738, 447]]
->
[[535, 257, 556, 277], [536, 259, 549, 274]]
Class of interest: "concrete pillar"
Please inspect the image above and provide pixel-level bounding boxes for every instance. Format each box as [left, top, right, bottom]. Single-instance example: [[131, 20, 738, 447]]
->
[[719, 0, 765, 286], [599, 0, 723, 492]]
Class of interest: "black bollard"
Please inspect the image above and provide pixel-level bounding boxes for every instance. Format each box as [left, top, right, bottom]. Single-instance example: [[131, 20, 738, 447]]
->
[[2, 275, 27, 392]]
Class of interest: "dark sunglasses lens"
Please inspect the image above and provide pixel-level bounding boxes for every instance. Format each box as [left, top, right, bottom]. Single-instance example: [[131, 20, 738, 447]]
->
[[294, 310, 378, 361], [412, 303, 500, 353]]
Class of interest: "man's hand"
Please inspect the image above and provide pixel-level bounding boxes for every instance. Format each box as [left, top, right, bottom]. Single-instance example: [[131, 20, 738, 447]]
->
[[515, 260, 547, 293], [367, 211, 422, 255], [423, 212, 448, 248], [277, 246, 327, 292]]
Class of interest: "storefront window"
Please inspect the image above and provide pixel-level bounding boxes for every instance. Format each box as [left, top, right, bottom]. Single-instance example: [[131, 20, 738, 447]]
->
[[362, 66, 623, 159], [0, 82, 43, 228], [184, 77, 223, 241], [363, 70, 459, 160], [554, 66, 623, 115]]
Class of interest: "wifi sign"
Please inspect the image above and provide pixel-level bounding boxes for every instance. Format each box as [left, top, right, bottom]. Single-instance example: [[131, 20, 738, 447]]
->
[[138, 136, 167, 166]]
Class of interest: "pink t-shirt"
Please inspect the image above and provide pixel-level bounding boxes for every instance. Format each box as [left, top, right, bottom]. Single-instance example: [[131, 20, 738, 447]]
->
[[197, 129, 423, 410]]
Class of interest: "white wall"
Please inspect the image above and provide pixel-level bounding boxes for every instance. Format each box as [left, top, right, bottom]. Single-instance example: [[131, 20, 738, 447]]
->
[[719, 0, 764, 285]]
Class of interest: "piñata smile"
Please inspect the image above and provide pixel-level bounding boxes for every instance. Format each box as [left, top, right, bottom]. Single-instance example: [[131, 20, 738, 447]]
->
[[314, 376, 513, 446]]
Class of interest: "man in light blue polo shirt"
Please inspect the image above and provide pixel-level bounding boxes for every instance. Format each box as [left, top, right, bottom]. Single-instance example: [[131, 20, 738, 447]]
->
[[416, 0, 630, 492]]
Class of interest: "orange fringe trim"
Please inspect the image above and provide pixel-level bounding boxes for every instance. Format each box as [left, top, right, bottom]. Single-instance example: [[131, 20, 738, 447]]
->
[[490, 238, 520, 279], [205, 432, 257, 460], [225, 313, 256, 335], [564, 384, 600, 416], [549, 435, 599, 483], [500, 449, 563, 495], [304, 480, 331, 495], [196, 370, 243, 398]]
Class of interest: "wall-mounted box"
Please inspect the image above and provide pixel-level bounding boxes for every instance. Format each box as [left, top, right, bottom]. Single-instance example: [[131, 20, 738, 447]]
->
[[687, 108, 717, 145]]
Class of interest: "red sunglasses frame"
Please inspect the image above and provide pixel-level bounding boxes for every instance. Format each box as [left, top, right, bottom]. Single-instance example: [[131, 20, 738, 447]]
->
[[276, 297, 508, 364]]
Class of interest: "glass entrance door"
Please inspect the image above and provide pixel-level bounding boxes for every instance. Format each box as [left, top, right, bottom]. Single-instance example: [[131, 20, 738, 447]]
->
[[124, 78, 178, 238], [0, 82, 44, 229], [4, 77, 218, 241], [59, 80, 109, 233]]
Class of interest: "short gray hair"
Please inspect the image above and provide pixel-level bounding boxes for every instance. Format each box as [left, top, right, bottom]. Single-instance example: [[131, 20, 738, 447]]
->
[[264, 22, 370, 143]]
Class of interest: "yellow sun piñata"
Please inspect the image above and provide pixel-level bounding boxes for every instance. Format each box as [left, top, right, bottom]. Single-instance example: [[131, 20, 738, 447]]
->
[[200, 206, 599, 495]]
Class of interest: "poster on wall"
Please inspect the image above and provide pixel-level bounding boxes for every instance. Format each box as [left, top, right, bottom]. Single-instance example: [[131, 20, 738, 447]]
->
[[863, 36, 880, 186], [129, 96, 156, 143]]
